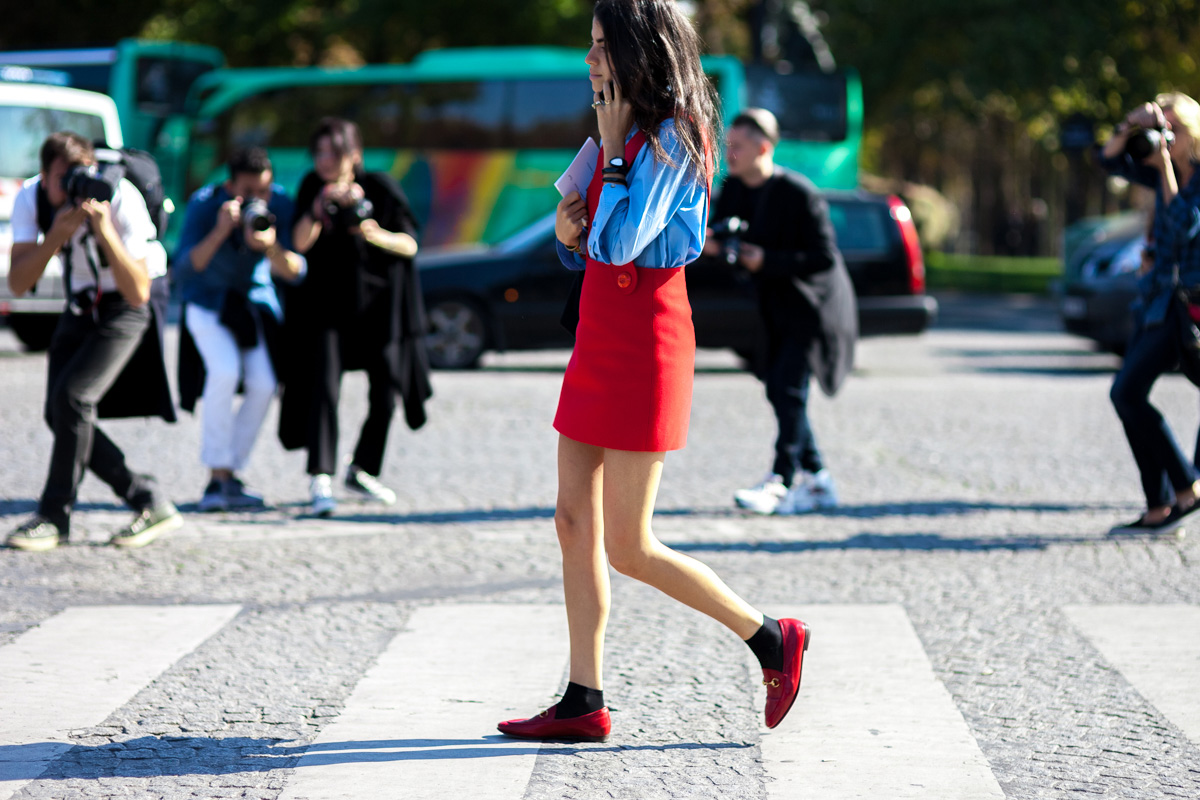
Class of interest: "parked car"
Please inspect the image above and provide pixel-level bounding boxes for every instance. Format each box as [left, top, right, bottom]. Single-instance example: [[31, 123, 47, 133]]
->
[[1058, 211, 1143, 353], [418, 189, 938, 369], [0, 69, 124, 351]]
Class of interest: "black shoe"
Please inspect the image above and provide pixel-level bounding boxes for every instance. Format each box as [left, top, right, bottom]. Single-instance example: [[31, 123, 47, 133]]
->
[[110, 503, 183, 549], [197, 479, 227, 513], [223, 477, 266, 509], [6, 515, 65, 551], [1164, 501, 1200, 529], [1110, 512, 1182, 535]]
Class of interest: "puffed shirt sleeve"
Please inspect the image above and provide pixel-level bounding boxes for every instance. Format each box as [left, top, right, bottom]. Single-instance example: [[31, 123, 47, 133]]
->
[[587, 120, 708, 269], [112, 178, 167, 279]]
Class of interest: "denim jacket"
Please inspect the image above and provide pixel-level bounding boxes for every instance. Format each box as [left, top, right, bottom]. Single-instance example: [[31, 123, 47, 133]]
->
[[1099, 151, 1200, 326]]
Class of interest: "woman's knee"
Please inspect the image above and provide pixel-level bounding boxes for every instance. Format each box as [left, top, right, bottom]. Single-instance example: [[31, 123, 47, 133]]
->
[[1109, 374, 1144, 417], [242, 370, 277, 401], [605, 533, 654, 579], [555, 506, 596, 550]]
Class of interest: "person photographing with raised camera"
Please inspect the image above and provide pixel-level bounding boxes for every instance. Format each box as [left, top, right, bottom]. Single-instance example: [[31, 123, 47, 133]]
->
[[5, 132, 179, 551], [704, 109, 857, 516], [279, 118, 431, 517], [175, 146, 305, 512], [1101, 93, 1200, 534]]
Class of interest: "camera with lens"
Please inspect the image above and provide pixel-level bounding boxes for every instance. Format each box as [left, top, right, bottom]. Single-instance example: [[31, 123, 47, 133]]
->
[[240, 197, 276, 235], [1125, 126, 1175, 161], [61, 163, 118, 204], [709, 216, 750, 265], [322, 195, 374, 232]]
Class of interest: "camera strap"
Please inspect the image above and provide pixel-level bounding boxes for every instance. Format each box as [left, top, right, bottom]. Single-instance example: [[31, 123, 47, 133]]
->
[[59, 230, 105, 317]]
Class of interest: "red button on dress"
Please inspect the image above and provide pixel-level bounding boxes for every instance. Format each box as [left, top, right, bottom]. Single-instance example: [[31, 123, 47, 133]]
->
[[616, 271, 632, 289]]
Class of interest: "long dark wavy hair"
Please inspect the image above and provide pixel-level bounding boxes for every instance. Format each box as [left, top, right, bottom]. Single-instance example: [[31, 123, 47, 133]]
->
[[593, 0, 718, 185]]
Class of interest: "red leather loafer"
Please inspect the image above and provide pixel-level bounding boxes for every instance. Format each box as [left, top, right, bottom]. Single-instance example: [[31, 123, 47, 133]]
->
[[763, 618, 811, 728], [497, 704, 611, 742]]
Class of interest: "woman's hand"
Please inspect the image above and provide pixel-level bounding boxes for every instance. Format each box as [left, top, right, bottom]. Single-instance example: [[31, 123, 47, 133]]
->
[[596, 79, 634, 160], [556, 190, 588, 249]]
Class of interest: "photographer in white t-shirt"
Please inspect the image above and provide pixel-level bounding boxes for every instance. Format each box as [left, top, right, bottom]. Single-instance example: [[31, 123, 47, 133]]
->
[[5, 131, 181, 552]]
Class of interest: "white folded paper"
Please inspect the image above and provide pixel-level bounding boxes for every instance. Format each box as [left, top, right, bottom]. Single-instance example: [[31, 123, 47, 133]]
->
[[554, 137, 600, 198]]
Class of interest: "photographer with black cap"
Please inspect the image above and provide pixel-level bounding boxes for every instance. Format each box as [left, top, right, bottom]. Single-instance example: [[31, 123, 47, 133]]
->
[[1101, 92, 1200, 534], [175, 146, 306, 513], [701, 108, 857, 516], [279, 118, 431, 517], [5, 131, 179, 551]]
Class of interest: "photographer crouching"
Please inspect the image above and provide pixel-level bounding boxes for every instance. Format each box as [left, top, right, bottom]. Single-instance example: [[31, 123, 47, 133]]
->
[[279, 118, 431, 517], [702, 109, 857, 516], [5, 132, 179, 551], [175, 147, 306, 512], [1101, 93, 1200, 533]]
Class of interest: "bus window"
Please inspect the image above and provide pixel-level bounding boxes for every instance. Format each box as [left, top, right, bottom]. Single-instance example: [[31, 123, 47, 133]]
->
[[136, 57, 217, 116], [510, 79, 595, 148], [745, 67, 848, 142], [408, 81, 507, 149]]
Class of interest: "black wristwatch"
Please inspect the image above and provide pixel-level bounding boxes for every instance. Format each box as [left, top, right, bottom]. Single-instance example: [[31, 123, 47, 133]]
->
[[603, 157, 630, 175]]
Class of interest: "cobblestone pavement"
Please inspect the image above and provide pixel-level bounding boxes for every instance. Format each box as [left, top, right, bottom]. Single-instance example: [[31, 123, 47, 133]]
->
[[1, 294, 1198, 799]]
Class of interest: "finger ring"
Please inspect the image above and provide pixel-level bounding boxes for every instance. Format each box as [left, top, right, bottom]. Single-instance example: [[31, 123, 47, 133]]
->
[[592, 100, 606, 108]]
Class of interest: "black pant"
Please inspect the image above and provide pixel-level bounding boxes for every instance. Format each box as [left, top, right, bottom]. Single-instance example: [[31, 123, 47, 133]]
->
[[38, 297, 160, 534], [764, 332, 823, 487], [307, 327, 396, 477], [1111, 306, 1197, 508]]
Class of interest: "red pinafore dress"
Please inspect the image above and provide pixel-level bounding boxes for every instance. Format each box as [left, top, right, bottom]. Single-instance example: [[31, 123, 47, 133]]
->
[[553, 130, 698, 452]]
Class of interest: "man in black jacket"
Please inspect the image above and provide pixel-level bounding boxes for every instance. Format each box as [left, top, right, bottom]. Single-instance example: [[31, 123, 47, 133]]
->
[[704, 109, 857, 515]]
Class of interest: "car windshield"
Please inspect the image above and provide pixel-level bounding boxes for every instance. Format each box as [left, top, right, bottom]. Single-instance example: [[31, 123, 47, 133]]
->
[[0, 104, 107, 181], [495, 211, 557, 254]]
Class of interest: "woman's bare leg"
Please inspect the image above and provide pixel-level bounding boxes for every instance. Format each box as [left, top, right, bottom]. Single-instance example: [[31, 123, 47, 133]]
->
[[556, 435, 609, 689], [601, 449, 763, 640]]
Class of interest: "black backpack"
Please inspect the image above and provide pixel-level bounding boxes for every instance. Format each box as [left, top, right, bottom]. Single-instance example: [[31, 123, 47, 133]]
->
[[36, 146, 170, 240]]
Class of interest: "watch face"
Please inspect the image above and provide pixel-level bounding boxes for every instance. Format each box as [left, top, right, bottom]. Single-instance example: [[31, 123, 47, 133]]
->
[[610, 158, 626, 167]]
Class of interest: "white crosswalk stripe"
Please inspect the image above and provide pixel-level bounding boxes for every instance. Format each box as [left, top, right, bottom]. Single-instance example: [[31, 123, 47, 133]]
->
[[1063, 604, 1200, 747], [3, 601, 1197, 798], [0, 604, 242, 800], [761, 604, 1006, 799], [278, 603, 569, 800]]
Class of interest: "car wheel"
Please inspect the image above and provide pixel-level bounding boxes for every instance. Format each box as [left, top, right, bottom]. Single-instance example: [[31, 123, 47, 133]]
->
[[425, 298, 488, 369], [6, 313, 60, 352]]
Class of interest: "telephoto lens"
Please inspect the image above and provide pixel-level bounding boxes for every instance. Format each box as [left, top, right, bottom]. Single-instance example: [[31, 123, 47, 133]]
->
[[1125, 127, 1175, 161], [241, 198, 275, 233]]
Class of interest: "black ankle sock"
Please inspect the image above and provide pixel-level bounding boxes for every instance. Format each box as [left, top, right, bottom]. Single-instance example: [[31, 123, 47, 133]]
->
[[556, 681, 605, 719], [745, 616, 785, 672]]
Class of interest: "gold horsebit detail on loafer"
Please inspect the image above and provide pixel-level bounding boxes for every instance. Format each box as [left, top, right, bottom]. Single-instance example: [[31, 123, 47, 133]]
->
[[763, 678, 781, 687]]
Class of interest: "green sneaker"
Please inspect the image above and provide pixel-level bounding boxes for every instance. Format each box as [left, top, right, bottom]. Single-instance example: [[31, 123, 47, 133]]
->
[[6, 516, 64, 552], [110, 503, 183, 549]]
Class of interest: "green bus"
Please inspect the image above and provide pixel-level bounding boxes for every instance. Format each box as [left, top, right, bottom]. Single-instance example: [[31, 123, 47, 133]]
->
[[182, 47, 862, 248]]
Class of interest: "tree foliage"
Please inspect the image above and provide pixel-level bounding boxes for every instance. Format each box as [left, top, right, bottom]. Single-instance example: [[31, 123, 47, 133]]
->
[[139, 0, 595, 66]]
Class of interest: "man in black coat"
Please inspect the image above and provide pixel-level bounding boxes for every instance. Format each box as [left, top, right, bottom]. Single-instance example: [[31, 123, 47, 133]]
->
[[704, 109, 857, 516]]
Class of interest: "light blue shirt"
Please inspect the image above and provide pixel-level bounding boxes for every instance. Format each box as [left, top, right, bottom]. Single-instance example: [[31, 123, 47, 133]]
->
[[556, 119, 708, 270]]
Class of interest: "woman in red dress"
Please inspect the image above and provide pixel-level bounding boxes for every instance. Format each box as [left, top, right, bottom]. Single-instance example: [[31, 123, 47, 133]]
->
[[498, 0, 810, 742]]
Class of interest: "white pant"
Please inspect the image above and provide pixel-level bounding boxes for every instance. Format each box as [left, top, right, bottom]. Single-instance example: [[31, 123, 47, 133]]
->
[[185, 303, 277, 472]]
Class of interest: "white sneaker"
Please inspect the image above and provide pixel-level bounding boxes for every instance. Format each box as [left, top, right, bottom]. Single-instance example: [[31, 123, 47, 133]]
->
[[310, 474, 336, 517], [734, 473, 789, 515], [345, 465, 397, 505], [775, 470, 839, 515], [808, 469, 839, 509]]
